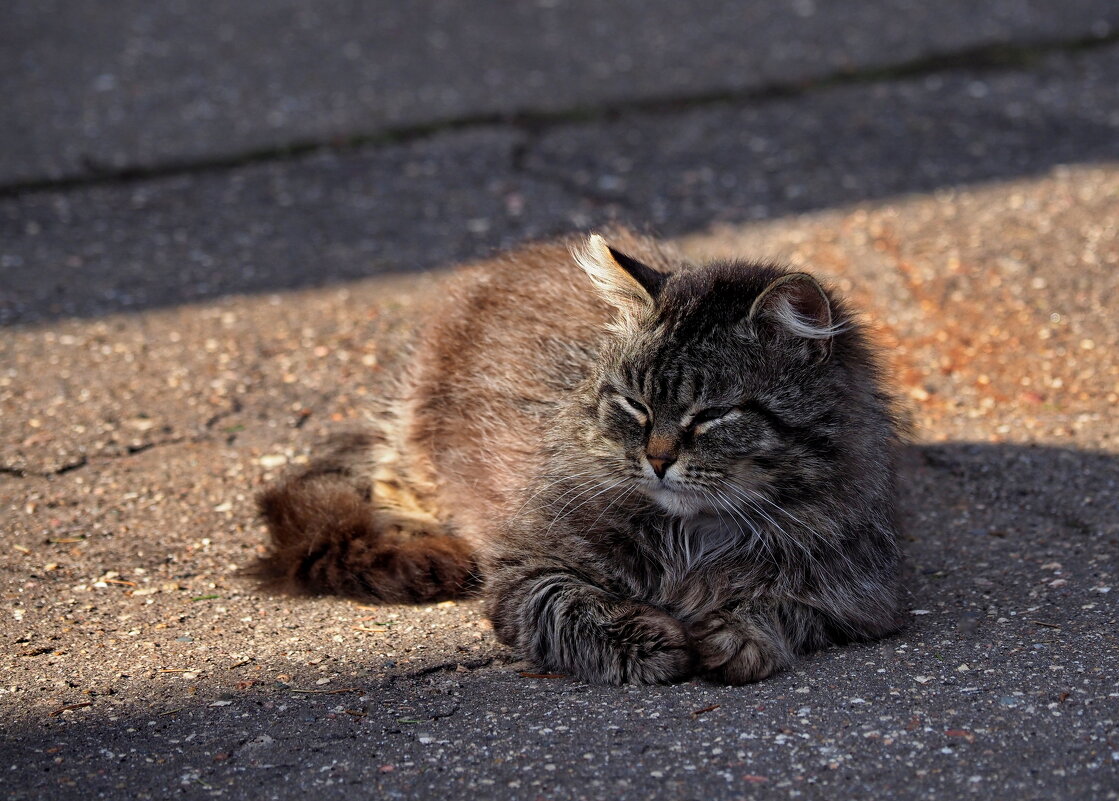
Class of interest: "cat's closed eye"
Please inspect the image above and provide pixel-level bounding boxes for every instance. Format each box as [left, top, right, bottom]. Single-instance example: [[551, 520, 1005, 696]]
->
[[688, 406, 734, 427], [616, 394, 650, 422]]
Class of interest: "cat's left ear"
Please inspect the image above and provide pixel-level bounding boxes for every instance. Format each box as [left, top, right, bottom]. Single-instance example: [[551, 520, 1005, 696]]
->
[[573, 234, 666, 320], [747, 273, 838, 362]]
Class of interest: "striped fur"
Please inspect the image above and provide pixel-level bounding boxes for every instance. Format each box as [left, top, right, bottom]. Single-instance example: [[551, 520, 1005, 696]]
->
[[257, 231, 905, 684]]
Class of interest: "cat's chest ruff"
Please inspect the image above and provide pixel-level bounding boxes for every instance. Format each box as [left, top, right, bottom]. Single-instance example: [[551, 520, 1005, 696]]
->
[[656, 515, 738, 567], [636, 515, 749, 613]]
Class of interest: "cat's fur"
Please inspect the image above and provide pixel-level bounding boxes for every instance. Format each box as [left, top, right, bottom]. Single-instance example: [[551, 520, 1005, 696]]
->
[[258, 231, 905, 685]]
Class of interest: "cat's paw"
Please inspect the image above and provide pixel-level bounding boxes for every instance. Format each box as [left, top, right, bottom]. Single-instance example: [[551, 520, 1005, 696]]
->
[[604, 605, 692, 685], [688, 610, 788, 685]]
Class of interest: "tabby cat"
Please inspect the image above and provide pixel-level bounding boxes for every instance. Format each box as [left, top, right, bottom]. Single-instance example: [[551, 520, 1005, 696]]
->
[[258, 231, 904, 685]]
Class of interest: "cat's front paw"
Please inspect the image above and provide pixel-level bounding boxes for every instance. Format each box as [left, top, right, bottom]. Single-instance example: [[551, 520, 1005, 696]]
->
[[603, 605, 692, 685], [688, 610, 790, 685]]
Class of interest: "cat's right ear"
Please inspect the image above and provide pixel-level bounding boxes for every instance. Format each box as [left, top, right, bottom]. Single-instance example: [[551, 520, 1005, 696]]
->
[[572, 234, 665, 321]]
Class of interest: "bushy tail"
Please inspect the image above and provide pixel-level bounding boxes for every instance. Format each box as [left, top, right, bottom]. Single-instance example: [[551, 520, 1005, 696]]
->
[[255, 433, 479, 603]]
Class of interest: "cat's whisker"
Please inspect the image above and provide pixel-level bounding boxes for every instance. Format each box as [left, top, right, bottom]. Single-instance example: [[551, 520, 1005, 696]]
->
[[544, 474, 622, 526], [743, 488, 835, 544], [724, 486, 785, 533], [513, 471, 608, 521], [558, 479, 635, 533], [697, 492, 753, 565], [585, 483, 640, 543], [733, 486, 866, 577], [720, 484, 824, 572], [544, 478, 630, 536], [701, 487, 772, 566]]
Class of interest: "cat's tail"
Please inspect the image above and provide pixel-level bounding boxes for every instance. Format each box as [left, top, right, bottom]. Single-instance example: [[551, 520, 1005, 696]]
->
[[254, 432, 480, 603]]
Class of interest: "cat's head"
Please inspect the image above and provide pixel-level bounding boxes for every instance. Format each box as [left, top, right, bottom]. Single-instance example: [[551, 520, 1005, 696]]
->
[[572, 234, 862, 519]]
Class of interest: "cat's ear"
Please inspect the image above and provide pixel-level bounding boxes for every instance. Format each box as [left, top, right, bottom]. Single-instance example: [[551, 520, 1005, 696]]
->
[[572, 234, 665, 320], [748, 272, 838, 362]]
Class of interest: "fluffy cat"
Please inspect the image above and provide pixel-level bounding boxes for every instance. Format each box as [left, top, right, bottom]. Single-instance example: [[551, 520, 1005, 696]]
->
[[257, 231, 904, 685]]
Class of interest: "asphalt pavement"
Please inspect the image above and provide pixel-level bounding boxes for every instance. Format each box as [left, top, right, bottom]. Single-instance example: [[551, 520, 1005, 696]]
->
[[2, 3, 1118, 800]]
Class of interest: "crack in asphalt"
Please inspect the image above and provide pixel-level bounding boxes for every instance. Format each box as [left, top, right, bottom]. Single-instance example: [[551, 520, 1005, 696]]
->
[[510, 128, 637, 210], [0, 435, 196, 479], [1, 396, 251, 479], [2, 31, 1116, 199], [400, 657, 499, 680], [0, 456, 88, 479], [204, 398, 245, 431]]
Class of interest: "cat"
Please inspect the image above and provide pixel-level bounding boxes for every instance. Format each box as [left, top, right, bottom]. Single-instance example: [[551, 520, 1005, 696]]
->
[[257, 230, 905, 685]]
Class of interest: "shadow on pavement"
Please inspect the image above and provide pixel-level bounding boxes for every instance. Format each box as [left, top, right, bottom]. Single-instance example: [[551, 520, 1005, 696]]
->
[[3, 43, 1119, 326], [3, 442, 1116, 799]]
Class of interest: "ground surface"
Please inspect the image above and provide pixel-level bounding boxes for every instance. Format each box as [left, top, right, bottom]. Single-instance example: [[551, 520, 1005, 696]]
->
[[3, 3, 1118, 800]]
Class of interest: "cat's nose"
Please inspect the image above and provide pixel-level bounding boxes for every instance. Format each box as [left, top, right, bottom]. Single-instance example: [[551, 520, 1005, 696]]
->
[[646, 454, 675, 480]]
